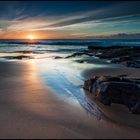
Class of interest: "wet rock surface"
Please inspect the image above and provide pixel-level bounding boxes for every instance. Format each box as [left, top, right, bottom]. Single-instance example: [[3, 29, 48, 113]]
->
[[83, 76, 140, 114], [65, 51, 93, 59], [3, 55, 34, 60], [54, 56, 63, 59], [64, 46, 140, 68], [87, 46, 140, 68], [126, 60, 140, 68]]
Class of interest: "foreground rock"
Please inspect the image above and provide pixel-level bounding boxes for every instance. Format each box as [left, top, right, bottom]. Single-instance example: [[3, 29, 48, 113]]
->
[[83, 76, 140, 114]]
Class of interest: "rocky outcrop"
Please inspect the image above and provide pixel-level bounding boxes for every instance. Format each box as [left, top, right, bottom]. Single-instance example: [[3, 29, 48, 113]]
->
[[4, 55, 33, 60], [54, 56, 63, 59], [83, 76, 140, 114], [126, 60, 140, 68], [87, 46, 140, 68], [65, 52, 93, 59]]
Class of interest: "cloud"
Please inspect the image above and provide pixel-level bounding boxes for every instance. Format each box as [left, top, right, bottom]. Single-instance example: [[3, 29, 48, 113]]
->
[[47, 1, 140, 28], [0, 1, 140, 38]]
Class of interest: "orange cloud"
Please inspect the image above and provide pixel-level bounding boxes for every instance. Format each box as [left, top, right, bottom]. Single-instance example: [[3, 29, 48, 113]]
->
[[0, 31, 76, 39]]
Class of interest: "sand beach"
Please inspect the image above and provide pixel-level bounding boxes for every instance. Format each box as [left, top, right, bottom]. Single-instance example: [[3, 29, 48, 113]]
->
[[0, 60, 140, 139]]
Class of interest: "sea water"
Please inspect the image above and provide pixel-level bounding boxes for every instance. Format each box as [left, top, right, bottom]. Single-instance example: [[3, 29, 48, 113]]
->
[[0, 39, 140, 53]]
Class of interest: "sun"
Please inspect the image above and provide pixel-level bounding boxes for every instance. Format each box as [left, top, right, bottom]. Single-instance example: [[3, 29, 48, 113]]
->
[[27, 34, 34, 40]]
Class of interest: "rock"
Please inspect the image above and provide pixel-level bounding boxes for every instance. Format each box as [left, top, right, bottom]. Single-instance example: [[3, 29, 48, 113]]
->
[[87, 46, 140, 68], [131, 103, 140, 114], [65, 53, 83, 58], [83, 76, 140, 114], [5, 55, 33, 60], [16, 51, 33, 54], [65, 52, 93, 59], [111, 56, 133, 63], [83, 76, 98, 92], [76, 60, 86, 63], [54, 56, 63, 59], [126, 60, 140, 68]]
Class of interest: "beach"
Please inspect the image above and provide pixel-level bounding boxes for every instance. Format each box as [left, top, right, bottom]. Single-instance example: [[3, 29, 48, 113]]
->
[[0, 0, 140, 138], [0, 39, 140, 138], [0, 60, 140, 139]]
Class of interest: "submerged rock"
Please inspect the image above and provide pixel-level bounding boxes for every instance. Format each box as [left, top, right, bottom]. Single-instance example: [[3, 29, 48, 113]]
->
[[83, 76, 140, 114], [15, 51, 33, 54], [87, 46, 140, 68], [126, 60, 140, 68], [5, 55, 33, 60], [75, 60, 87, 63], [111, 56, 133, 63], [54, 56, 63, 59], [65, 52, 93, 59]]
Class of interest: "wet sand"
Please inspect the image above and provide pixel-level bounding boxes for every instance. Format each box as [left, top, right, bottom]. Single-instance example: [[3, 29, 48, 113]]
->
[[0, 61, 140, 139]]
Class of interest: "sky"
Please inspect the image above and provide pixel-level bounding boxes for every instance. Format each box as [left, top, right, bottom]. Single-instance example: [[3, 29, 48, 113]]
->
[[0, 1, 140, 39]]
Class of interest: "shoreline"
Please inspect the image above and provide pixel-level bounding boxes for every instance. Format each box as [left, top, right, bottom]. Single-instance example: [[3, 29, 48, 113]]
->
[[0, 61, 90, 138]]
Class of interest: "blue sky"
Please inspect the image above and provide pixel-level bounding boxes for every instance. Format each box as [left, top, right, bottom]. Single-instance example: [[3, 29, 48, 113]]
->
[[0, 1, 140, 39]]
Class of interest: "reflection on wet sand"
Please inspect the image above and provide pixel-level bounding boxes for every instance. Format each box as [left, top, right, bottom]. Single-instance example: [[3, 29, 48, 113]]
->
[[0, 55, 140, 138]]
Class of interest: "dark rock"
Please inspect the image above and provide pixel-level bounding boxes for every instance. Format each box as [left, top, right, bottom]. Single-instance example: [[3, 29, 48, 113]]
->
[[111, 56, 133, 63], [126, 60, 140, 68], [87, 46, 140, 68], [54, 56, 63, 59], [5, 55, 33, 60], [83, 76, 140, 114], [76, 60, 86, 63], [83, 76, 98, 92], [65, 52, 93, 59], [131, 103, 140, 114], [16, 51, 33, 54]]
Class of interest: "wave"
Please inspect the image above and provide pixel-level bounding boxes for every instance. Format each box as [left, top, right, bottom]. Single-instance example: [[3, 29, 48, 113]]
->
[[0, 39, 140, 47]]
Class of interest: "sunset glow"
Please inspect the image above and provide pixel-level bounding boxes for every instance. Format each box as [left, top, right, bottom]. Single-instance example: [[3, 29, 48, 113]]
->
[[0, 1, 139, 39], [27, 35, 34, 40]]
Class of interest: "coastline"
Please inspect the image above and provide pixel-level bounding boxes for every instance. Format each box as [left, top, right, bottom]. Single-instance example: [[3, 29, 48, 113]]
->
[[0, 60, 140, 138], [0, 61, 89, 139]]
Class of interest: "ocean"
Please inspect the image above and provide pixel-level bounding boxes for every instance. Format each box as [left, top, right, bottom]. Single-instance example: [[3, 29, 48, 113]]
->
[[0, 39, 140, 54]]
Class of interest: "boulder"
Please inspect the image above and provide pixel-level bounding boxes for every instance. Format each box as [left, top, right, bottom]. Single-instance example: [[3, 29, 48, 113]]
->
[[83, 76, 140, 114]]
